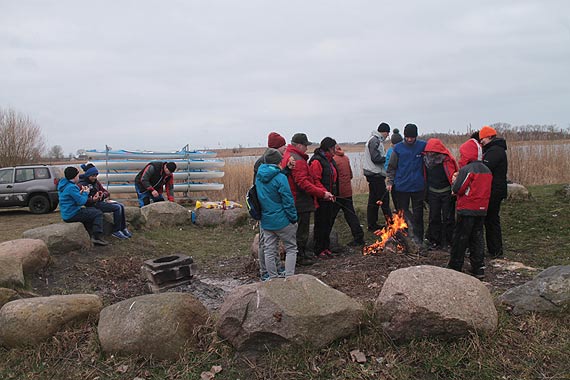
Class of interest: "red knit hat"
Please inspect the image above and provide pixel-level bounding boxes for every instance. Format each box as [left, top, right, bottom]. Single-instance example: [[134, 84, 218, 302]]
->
[[267, 132, 286, 149], [479, 125, 497, 139], [459, 139, 482, 167]]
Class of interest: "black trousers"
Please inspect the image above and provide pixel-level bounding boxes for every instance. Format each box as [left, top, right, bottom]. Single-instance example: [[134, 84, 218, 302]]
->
[[449, 214, 485, 273], [64, 207, 104, 238], [426, 190, 455, 247], [296, 211, 312, 259], [366, 175, 392, 228], [332, 196, 364, 242], [485, 195, 504, 257], [314, 201, 335, 254], [395, 190, 425, 243]]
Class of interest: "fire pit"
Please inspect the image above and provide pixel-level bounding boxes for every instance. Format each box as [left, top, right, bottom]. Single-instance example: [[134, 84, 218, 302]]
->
[[141, 254, 194, 293], [363, 211, 420, 255]]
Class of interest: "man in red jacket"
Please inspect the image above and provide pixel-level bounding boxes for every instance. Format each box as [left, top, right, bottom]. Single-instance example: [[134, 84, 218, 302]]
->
[[281, 133, 334, 265], [448, 138, 492, 279]]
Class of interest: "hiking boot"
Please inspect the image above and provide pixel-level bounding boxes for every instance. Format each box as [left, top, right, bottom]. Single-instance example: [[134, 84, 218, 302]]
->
[[347, 239, 366, 247], [91, 236, 109, 246], [317, 250, 331, 259], [112, 231, 129, 239], [297, 257, 315, 266], [260, 273, 270, 282], [324, 249, 334, 258], [122, 228, 132, 238], [367, 224, 383, 232], [470, 267, 485, 280]]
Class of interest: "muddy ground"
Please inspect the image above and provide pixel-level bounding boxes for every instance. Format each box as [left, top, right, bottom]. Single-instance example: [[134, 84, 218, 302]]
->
[[1, 208, 535, 311]]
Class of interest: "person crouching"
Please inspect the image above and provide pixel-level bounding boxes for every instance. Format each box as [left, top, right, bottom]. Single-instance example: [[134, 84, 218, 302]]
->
[[255, 148, 298, 279]]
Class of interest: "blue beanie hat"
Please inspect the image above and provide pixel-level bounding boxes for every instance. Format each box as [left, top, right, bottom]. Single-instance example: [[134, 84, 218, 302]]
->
[[81, 163, 99, 177]]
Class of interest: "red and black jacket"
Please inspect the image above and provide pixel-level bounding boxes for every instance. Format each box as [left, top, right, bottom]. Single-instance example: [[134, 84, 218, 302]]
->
[[135, 161, 174, 201], [452, 160, 492, 216]]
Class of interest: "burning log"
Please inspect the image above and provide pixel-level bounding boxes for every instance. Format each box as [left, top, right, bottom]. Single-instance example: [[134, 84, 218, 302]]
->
[[363, 211, 420, 255]]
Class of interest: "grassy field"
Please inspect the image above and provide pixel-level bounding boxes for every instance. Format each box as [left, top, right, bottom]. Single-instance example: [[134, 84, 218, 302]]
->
[[0, 184, 569, 379]]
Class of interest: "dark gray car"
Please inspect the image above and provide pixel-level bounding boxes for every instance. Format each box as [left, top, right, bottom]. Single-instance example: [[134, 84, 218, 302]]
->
[[0, 165, 62, 214]]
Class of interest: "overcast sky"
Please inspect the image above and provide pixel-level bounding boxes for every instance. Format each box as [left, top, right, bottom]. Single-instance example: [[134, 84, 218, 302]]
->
[[1, 1, 569, 154]]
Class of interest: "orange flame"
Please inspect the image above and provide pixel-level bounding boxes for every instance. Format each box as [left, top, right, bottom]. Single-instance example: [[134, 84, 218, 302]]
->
[[363, 211, 408, 255]]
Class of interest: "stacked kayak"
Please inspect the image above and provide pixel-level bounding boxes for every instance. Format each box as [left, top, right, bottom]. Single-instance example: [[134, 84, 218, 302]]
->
[[85, 149, 217, 160], [67, 148, 224, 194]]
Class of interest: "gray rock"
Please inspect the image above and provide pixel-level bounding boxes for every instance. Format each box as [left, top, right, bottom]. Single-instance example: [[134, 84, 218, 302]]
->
[[216, 274, 364, 353], [0, 257, 24, 289], [22, 223, 91, 254], [499, 265, 570, 315], [0, 294, 103, 347], [556, 184, 570, 200], [507, 183, 532, 201], [0, 239, 49, 275], [0, 288, 19, 308], [102, 205, 143, 235], [124, 206, 145, 229], [374, 265, 497, 341], [194, 207, 247, 226], [140, 202, 192, 228], [98, 293, 209, 359]]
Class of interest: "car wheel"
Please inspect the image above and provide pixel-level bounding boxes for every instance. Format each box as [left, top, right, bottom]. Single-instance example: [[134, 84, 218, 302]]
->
[[29, 195, 51, 214]]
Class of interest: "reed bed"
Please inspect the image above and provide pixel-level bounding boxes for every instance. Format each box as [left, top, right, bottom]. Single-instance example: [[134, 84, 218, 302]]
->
[[213, 140, 570, 202]]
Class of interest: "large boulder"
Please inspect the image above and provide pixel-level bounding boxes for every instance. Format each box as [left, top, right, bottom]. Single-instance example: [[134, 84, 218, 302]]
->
[[102, 206, 144, 235], [98, 293, 209, 359], [507, 183, 532, 201], [374, 265, 497, 341], [0, 257, 24, 289], [555, 184, 570, 200], [124, 206, 145, 229], [22, 223, 91, 255], [216, 274, 364, 353], [499, 265, 570, 315], [0, 239, 49, 275], [0, 294, 102, 347], [0, 288, 19, 308], [194, 207, 247, 226], [140, 202, 192, 228]]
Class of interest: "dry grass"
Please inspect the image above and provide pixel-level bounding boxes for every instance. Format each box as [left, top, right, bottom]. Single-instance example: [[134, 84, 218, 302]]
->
[[212, 140, 570, 202]]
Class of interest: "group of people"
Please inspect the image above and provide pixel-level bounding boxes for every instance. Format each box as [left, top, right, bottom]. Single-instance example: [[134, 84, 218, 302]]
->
[[255, 123, 507, 281], [366, 122, 508, 278], [58, 123, 507, 281], [58, 160, 178, 245]]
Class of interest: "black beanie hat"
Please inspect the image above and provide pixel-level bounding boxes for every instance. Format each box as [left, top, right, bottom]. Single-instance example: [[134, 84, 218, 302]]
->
[[377, 122, 390, 133], [391, 128, 403, 144], [64, 166, 79, 180], [320, 137, 337, 151], [263, 148, 283, 165], [404, 123, 418, 138], [166, 162, 177, 172]]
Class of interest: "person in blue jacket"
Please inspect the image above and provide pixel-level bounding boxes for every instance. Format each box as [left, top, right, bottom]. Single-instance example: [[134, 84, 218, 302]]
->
[[58, 166, 108, 246], [255, 148, 298, 279], [386, 123, 427, 245]]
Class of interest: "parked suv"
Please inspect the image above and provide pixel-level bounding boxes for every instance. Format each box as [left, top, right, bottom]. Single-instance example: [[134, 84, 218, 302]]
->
[[0, 165, 62, 214]]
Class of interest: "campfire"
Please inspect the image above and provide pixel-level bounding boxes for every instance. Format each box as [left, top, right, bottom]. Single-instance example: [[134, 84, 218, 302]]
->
[[363, 211, 419, 255]]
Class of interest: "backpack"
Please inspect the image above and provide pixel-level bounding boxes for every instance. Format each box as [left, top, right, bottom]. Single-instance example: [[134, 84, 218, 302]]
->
[[246, 184, 262, 220]]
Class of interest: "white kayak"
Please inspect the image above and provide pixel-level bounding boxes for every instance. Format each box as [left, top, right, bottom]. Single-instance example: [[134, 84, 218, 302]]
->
[[82, 159, 225, 171], [106, 182, 224, 194], [96, 170, 224, 182], [85, 149, 217, 160]]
